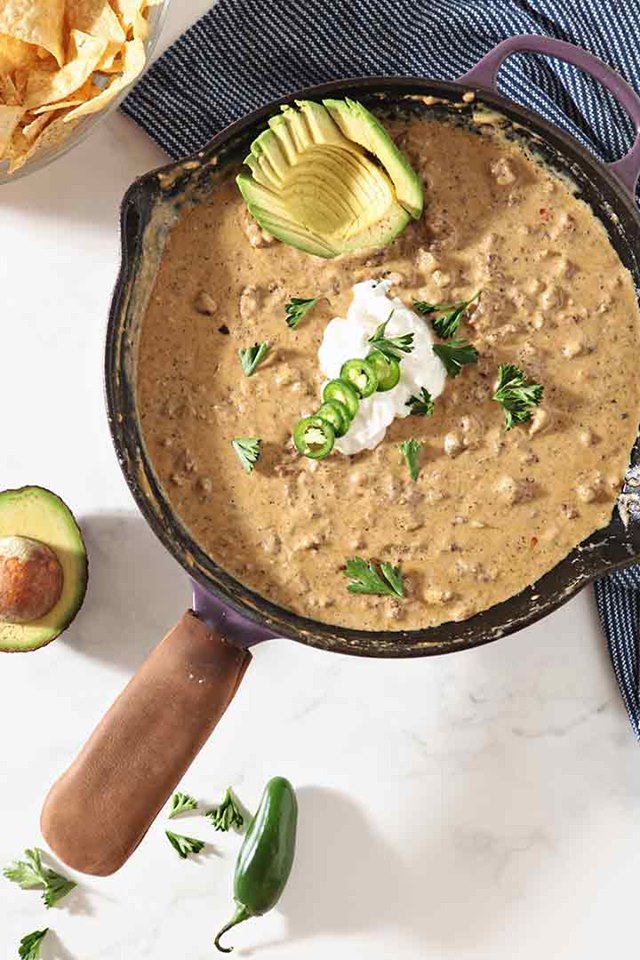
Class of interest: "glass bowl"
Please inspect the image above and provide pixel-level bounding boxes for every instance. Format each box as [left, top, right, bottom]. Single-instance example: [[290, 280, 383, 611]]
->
[[0, 0, 170, 185]]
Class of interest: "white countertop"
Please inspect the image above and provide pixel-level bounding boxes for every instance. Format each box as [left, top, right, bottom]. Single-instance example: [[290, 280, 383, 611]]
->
[[2, 5, 640, 958]]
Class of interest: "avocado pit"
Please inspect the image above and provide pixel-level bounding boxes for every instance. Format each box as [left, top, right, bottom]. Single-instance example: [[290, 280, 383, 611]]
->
[[0, 535, 63, 623]]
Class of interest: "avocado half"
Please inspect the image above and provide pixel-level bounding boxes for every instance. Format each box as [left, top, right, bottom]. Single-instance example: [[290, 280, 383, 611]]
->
[[0, 486, 88, 653], [236, 98, 424, 258]]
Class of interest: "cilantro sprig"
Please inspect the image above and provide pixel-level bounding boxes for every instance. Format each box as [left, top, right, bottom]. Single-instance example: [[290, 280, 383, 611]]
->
[[344, 557, 404, 598], [368, 312, 415, 361], [432, 340, 479, 378], [18, 929, 49, 960], [413, 291, 481, 339], [165, 831, 205, 859], [3, 849, 76, 909], [406, 387, 435, 417], [168, 792, 198, 819], [285, 297, 318, 329], [232, 437, 262, 474], [238, 341, 270, 376], [400, 439, 423, 481], [493, 363, 544, 429], [206, 788, 245, 832]]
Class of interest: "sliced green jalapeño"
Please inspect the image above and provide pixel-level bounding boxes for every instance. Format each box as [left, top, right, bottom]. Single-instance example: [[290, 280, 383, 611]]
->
[[293, 416, 335, 459], [339, 358, 378, 398], [366, 350, 401, 391], [316, 400, 349, 437], [322, 379, 360, 419]]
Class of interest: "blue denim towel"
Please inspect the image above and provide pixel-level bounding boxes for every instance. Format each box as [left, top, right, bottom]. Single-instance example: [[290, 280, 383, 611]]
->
[[122, 0, 640, 737]]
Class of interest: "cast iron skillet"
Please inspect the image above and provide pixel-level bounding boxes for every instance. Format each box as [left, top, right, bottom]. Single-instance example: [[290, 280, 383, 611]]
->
[[42, 35, 640, 876]]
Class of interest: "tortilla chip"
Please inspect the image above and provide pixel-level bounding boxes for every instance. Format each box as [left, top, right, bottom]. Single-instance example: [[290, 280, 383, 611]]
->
[[21, 109, 51, 143], [0, 33, 40, 74], [112, 0, 158, 41], [31, 79, 98, 115], [0, 0, 65, 66], [63, 37, 145, 121], [24, 29, 107, 110], [8, 108, 79, 172], [66, 0, 127, 45], [2, 73, 21, 106], [0, 104, 23, 158]]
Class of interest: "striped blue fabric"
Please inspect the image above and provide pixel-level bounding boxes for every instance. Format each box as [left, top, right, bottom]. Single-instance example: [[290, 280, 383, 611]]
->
[[122, 0, 640, 736]]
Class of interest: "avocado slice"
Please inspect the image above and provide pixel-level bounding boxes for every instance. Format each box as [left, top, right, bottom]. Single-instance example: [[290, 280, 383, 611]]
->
[[323, 98, 424, 219], [0, 486, 88, 652], [236, 99, 423, 258]]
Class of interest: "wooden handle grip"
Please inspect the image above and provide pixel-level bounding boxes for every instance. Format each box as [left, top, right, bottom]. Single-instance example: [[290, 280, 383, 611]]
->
[[41, 611, 251, 876]]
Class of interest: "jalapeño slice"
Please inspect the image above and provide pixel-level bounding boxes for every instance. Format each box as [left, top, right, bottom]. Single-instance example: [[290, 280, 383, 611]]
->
[[316, 400, 349, 437], [340, 358, 378, 398], [366, 350, 401, 391], [293, 416, 335, 459], [323, 379, 359, 419]]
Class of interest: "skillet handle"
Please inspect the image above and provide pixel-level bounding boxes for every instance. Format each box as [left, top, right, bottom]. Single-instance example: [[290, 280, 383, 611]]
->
[[41, 612, 251, 876], [459, 34, 640, 195]]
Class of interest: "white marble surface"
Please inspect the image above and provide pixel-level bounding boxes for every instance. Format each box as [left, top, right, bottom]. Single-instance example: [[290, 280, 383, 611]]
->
[[2, 5, 640, 958]]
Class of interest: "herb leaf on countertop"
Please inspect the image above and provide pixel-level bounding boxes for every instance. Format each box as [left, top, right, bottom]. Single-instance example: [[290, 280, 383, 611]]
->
[[400, 439, 423, 481], [344, 557, 404, 598], [406, 387, 435, 417], [285, 297, 319, 329], [18, 928, 49, 960], [4, 848, 76, 908], [232, 437, 262, 474], [368, 314, 415, 361], [413, 291, 481, 339], [168, 792, 198, 819], [238, 341, 270, 376], [165, 831, 205, 859], [493, 363, 544, 429], [206, 787, 245, 832], [432, 339, 479, 378]]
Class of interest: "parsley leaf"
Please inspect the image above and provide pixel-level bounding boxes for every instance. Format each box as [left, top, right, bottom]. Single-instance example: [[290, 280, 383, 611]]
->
[[406, 387, 435, 417], [400, 439, 423, 481], [413, 291, 481, 339], [238, 341, 270, 376], [168, 792, 198, 819], [206, 788, 245, 832], [432, 339, 479, 378], [285, 297, 319, 329], [165, 830, 205, 859], [493, 363, 544, 430], [368, 313, 415, 361], [18, 929, 49, 960], [232, 437, 261, 474], [344, 557, 404, 598], [4, 849, 76, 909]]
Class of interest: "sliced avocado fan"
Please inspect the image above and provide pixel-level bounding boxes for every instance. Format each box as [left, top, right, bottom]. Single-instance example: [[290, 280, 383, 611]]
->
[[236, 98, 424, 258], [0, 486, 88, 653]]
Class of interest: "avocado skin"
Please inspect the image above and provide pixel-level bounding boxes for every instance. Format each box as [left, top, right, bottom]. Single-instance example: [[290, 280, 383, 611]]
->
[[236, 98, 422, 258], [0, 486, 88, 653]]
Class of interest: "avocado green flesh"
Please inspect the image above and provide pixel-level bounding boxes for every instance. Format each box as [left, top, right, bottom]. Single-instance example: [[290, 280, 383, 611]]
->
[[323, 97, 424, 219], [0, 486, 88, 652], [237, 98, 421, 258]]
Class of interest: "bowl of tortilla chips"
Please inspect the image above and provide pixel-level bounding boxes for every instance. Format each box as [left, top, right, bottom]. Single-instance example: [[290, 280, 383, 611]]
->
[[0, 0, 168, 181]]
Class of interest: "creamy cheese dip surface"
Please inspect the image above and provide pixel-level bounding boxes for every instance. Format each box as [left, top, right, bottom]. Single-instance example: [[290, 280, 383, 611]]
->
[[137, 116, 640, 631]]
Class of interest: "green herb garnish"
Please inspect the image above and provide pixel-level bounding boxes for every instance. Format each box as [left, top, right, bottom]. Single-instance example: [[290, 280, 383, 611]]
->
[[18, 929, 49, 960], [4, 849, 76, 908], [432, 339, 479, 378], [238, 341, 270, 376], [344, 557, 404, 598], [206, 788, 245, 832], [232, 437, 262, 473], [493, 363, 544, 429], [165, 831, 205, 859], [406, 387, 435, 417], [368, 314, 415, 361], [413, 291, 481, 339], [285, 297, 319, 329], [168, 792, 198, 819], [400, 439, 423, 481]]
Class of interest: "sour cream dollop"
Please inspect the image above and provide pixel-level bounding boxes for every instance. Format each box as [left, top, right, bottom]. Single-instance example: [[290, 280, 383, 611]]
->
[[318, 280, 447, 454]]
